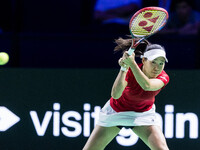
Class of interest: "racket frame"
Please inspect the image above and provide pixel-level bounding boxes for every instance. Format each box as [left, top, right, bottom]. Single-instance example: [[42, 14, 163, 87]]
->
[[120, 7, 168, 71]]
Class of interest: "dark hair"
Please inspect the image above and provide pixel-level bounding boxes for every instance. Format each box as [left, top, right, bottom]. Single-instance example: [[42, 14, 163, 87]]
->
[[114, 36, 150, 57], [145, 44, 166, 53]]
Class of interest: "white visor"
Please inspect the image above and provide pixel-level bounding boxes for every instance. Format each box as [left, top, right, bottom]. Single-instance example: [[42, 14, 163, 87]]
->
[[141, 49, 168, 62]]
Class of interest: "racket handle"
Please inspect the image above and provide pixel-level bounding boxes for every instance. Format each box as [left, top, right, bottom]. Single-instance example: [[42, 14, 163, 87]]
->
[[127, 47, 135, 55], [120, 47, 135, 72]]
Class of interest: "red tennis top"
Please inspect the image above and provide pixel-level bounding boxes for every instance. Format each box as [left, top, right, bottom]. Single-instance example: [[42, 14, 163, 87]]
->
[[110, 64, 169, 112]]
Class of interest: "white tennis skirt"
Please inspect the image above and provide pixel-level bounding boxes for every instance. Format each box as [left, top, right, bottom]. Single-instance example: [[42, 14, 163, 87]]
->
[[97, 100, 160, 127]]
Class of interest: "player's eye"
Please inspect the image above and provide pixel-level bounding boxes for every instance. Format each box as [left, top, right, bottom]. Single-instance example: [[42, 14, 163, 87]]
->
[[160, 63, 164, 65]]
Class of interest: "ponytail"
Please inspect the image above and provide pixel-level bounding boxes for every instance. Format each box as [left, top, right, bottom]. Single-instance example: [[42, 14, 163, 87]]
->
[[114, 36, 150, 57]]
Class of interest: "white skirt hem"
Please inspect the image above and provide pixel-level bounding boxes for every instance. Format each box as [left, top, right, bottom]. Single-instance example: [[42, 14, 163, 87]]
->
[[96, 100, 160, 127]]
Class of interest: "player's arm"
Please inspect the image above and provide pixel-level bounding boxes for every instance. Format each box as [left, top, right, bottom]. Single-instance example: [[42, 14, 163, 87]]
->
[[111, 58, 128, 99], [111, 70, 128, 99], [122, 52, 164, 91], [129, 62, 164, 91]]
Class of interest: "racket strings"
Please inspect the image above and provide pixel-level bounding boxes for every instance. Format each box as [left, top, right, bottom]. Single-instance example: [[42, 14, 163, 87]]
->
[[151, 11, 166, 32], [130, 10, 167, 36]]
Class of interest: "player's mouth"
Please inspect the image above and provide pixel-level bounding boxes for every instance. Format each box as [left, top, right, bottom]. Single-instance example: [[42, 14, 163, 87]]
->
[[151, 72, 160, 77], [152, 71, 159, 75]]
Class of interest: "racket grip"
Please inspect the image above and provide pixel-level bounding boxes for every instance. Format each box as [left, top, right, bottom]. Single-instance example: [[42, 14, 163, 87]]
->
[[120, 47, 135, 71], [120, 47, 135, 72], [127, 47, 135, 55]]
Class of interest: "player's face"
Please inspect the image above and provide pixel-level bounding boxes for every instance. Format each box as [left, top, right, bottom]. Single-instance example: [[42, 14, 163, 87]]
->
[[142, 57, 165, 78]]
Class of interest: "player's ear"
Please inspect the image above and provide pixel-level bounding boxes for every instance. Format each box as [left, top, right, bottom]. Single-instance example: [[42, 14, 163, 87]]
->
[[142, 57, 147, 64]]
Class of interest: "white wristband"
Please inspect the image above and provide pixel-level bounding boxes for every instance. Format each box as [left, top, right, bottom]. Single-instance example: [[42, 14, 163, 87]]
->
[[120, 66, 128, 72]]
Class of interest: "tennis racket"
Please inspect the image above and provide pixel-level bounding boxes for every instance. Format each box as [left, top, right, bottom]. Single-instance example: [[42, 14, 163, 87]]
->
[[121, 7, 169, 71]]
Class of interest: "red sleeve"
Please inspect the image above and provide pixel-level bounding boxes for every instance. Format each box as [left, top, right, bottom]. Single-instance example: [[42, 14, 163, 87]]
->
[[157, 70, 170, 86], [125, 64, 142, 83], [125, 68, 132, 83]]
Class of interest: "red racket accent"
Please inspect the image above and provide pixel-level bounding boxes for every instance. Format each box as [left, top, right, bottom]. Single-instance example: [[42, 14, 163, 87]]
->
[[139, 21, 148, 26], [148, 16, 159, 23], [143, 25, 154, 32], [144, 12, 153, 18]]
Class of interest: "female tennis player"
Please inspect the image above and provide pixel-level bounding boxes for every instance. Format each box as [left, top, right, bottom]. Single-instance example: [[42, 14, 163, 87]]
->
[[83, 37, 170, 150]]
